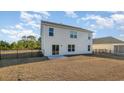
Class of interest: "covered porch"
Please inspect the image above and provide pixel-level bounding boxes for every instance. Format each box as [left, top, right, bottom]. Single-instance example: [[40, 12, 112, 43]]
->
[[114, 45, 124, 55]]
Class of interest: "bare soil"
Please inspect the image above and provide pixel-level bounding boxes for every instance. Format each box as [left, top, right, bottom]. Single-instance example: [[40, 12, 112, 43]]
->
[[0, 55, 124, 81]]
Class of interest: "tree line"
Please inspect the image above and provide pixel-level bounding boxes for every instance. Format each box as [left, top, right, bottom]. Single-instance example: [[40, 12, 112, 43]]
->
[[0, 35, 41, 50]]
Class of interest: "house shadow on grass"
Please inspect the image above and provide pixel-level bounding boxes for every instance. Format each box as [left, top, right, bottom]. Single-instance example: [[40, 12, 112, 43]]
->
[[0, 57, 49, 68]]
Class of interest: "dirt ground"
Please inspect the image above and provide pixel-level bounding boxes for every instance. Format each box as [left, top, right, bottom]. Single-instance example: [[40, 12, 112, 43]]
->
[[0, 55, 124, 81]]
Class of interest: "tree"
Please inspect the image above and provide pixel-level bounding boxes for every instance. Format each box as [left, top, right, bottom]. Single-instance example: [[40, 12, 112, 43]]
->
[[37, 37, 41, 49], [38, 37, 41, 44], [10, 42, 17, 49], [22, 36, 27, 41], [0, 41, 10, 50], [27, 35, 36, 41], [0, 35, 41, 50], [17, 40, 26, 49]]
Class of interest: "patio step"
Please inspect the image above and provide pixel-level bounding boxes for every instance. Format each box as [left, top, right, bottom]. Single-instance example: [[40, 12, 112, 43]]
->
[[48, 55, 66, 59]]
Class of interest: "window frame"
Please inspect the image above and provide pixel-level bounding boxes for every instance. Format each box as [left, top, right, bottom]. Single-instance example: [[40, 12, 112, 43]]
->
[[88, 45, 91, 51], [49, 28, 54, 36], [68, 45, 71, 52], [88, 36, 91, 40], [68, 44, 75, 52], [72, 45, 75, 51], [70, 31, 77, 39], [88, 34, 91, 40]]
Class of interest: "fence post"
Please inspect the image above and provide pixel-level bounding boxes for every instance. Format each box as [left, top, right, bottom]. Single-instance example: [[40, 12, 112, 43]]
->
[[17, 49, 18, 59], [0, 41, 2, 60], [0, 49, 1, 60], [31, 49, 32, 57]]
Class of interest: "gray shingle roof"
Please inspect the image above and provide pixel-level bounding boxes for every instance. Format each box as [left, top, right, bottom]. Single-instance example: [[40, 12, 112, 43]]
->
[[41, 20, 93, 33], [93, 37, 124, 44]]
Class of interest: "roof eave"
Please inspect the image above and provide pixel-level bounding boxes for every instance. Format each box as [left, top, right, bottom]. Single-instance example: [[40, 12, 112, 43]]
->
[[41, 20, 93, 33]]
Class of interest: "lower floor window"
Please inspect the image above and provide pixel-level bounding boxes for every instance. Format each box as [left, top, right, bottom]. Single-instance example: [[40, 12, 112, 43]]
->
[[68, 44, 75, 52], [88, 45, 91, 51]]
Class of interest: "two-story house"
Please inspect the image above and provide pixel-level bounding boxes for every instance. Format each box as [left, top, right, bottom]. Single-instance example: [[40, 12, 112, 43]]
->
[[41, 21, 93, 56]]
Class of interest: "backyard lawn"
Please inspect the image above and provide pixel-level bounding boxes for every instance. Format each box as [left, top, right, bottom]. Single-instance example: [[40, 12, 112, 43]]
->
[[0, 55, 124, 81]]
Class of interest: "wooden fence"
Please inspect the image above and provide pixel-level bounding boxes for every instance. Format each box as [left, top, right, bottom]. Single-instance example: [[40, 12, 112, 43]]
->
[[0, 49, 43, 60], [93, 49, 112, 54]]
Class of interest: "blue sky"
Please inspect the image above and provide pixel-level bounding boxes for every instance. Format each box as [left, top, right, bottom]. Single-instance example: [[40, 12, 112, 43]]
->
[[0, 11, 124, 42]]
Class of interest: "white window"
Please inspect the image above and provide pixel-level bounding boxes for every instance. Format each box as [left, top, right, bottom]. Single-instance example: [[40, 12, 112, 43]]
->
[[49, 28, 54, 36], [88, 45, 91, 51], [70, 31, 77, 38], [68, 45, 75, 52], [88, 34, 91, 40]]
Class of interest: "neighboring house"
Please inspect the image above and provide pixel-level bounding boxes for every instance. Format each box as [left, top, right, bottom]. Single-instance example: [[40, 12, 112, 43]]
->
[[93, 37, 124, 55], [41, 21, 93, 56]]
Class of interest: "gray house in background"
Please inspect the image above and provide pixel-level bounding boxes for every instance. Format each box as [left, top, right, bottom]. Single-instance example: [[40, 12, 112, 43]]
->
[[93, 37, 124, 55]]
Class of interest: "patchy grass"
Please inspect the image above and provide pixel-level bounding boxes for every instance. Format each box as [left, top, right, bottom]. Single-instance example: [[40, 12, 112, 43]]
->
[[0, 55, 124, 81]]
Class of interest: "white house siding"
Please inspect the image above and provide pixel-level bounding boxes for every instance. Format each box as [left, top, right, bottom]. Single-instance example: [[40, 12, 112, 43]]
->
[[41, 24, 92, 56]]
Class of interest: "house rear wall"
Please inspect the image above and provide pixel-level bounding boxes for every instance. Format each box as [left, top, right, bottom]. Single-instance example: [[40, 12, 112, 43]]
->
[[41, 24, 92, 56]]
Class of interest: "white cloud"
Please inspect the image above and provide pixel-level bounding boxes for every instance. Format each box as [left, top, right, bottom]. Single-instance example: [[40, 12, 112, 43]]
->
[[0, 11, 50, 41], [17, 29, 39, 38], [118, 26, 124, 31], [120, 34, 124, 37], [81, 15, 113, 29], [65, 11, 78, 18], [23, 20, 40, 30], [89, 24, 97, 30], [0, 28, 39, 40], [20, 11, 33, 23], [20, 11, 50, 30], [1, 29, 15, 35], [33, 11, 50, 19], [93, 32, 97, 38], [96, 17, 113, 29], [31, 23, 40, 29], [9, 26, 15, 29], [21, 11, 50, 22], [111, 14, 124, 24], [84, 13, 123, 33], [15, 24, 23, 30], [79, 13, 124, 32], [1, 29, 18, 39]]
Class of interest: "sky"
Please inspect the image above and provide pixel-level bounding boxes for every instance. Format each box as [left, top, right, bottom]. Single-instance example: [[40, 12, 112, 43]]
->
[[0, 11, 124, 42]]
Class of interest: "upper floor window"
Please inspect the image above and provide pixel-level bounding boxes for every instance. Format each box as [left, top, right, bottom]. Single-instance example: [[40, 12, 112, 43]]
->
[[88, 36, 91, 40], [49, 28, 54, 36], [88, 34, 91, 40], [70, 31, 77, 38]]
